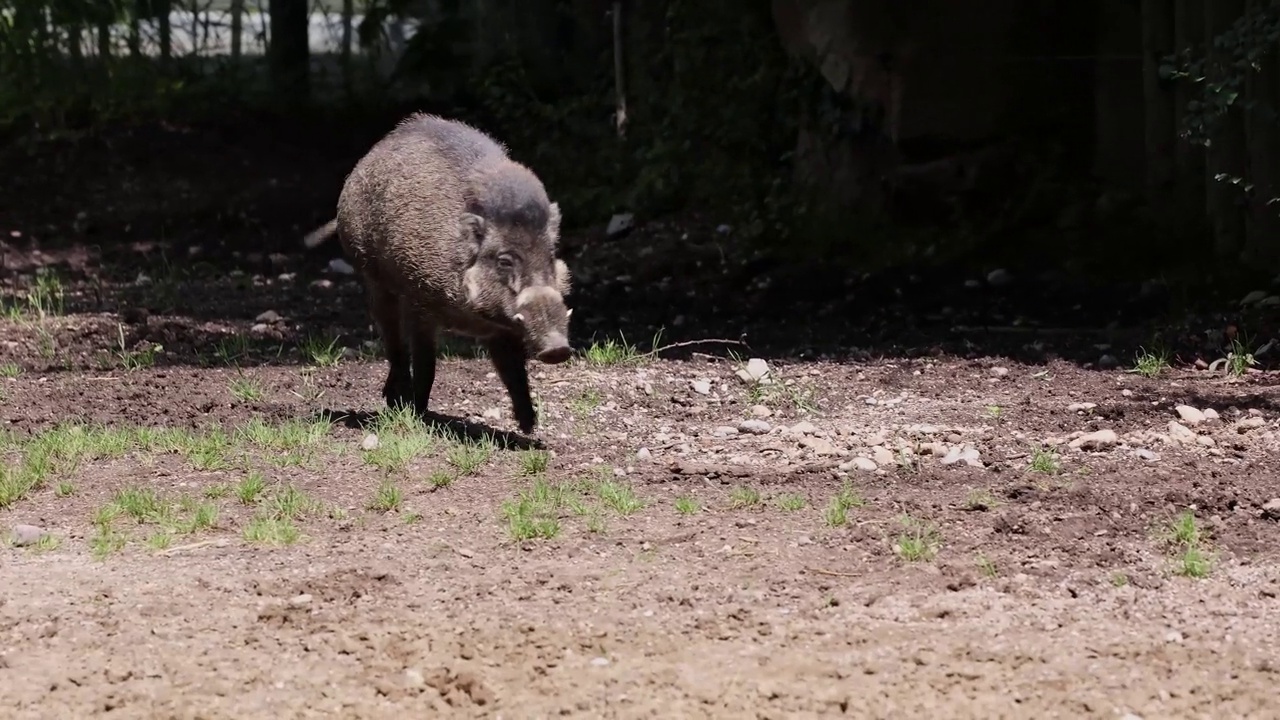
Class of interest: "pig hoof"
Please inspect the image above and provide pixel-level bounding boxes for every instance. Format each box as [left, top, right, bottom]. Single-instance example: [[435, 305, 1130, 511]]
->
[[382, 389, 412, 411]]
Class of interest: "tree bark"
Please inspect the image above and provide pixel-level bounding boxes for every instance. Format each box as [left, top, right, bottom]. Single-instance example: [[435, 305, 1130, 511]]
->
[[1204, 0, 1248, 260], [1173, 0, 1205, 213], [612, 0, 627, 137], [231, 0, 244, 61], [1243, 3, 1280, 269], [268, 0, 311, 105], [1141, 0, 1176, 204], [97, 21, 112, 59], [340, 0, 352, 87], [160, 0, 172, 64]]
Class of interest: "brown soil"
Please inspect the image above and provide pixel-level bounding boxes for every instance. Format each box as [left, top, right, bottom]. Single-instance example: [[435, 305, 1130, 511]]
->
[[3, 120, 1280, 719]]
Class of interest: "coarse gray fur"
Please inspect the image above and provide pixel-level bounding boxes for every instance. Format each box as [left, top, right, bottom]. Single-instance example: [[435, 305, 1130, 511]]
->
[[304, 112, 574, 434]]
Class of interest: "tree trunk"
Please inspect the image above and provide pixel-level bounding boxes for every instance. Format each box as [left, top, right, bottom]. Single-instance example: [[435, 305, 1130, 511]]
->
[[1172, 0, 1205, 215], [189, 0, 201, 55], [1243, 5, 1280, 269], [97, 21, 112, 58], [160, 0, 172, 63], [231, 0, 244, 61], [268, 0, 311, 105], [612, 0, 627, 137], [1141, 0, 1176, 204], [1204, 0, 1248, 260], [340, 0, 352, 91]]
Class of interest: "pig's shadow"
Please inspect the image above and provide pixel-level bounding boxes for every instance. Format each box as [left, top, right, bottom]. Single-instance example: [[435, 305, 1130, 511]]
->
[[313, 408, 545, 451]]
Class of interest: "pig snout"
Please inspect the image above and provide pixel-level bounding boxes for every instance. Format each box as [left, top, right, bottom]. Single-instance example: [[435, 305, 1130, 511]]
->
[[534, 333, 571, 364], [513, 285, 572, 364]]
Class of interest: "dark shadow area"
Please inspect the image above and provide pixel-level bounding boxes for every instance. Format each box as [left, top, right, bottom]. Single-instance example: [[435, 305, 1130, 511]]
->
[[1183, 392, 1280, 416], [312, 408, 544, 451], [2, 115, 1276, 377]]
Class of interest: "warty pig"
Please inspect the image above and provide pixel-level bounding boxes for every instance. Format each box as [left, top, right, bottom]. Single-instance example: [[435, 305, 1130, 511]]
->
[[303, 112, 574, 435]]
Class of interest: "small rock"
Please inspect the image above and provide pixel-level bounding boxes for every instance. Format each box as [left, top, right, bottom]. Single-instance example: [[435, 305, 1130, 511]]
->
[[250, 323, 271, 335], [986, 268, 1012, 286], [1164, 630, 1184, 644], [1241, 289, 1269, 306], [691, 380, 712, 395], [940, 445, 983, 468], [799, 436, 839, 456], [289, 593, 313, 607], [1167, 421, 1197, 444], [482, 407, 502, 420], [786, 421, 818, 436], [713, 426, 739, 438], [1196, 435, 1216, 447], [1067, 402, 1097, 412], [750, 405, 772, 418], [1203, 408, 1220, 421], [636, 447, 653, 461], [590, 656, 611, 667], [605, 213, 634, 238], [989, 366, 1009, 378], [255, 310, 283, 323], [327, 258, 356, 275], [1261, 498, 1280, 521], [9, 524, 45, 547], [871, 446, 896, 467], [737, 420, 772, 435], [1098, 354, 1120, 369], [920, 442, 948, 456], [849, 456, 879, 472], [404, 669, 425, 688], [1237, 416, 1265, 432], [1133, 448, 1160, 461], [361, 434, 380, 451], [310, 278, 334, 290], [1174, 405, 1207, 425], [734, 358, 771, 385], [1068, 429, 1119, 450]]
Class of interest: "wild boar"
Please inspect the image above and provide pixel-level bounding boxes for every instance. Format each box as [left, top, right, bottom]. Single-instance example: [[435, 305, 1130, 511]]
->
[[303, 112, 574, 435]]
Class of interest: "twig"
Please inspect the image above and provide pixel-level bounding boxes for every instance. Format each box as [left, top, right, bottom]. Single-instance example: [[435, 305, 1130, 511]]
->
[[159, 539, 225, 555], [807, 567, 860, 578], [643, 339, 748, 357], [949, 325, 1103, 335]]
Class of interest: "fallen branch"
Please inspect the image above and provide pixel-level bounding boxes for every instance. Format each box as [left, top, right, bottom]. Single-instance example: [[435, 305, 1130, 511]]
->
[[806, 566, 860, 578], [666, 459, 841, 479], [643, 338, 749, 358], [158, 539, 226, 555]]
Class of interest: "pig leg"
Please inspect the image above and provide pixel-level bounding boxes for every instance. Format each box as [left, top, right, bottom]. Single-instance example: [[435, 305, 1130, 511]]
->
[[407, 316, 438, 417], [365, 282, 411, 409], [484, 333, 537, 434]]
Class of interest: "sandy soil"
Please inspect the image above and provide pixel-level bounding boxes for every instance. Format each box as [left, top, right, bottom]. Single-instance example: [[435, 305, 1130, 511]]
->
[[2, 120, 1280, 719]]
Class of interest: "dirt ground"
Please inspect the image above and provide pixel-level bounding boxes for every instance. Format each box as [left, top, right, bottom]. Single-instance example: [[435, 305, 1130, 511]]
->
[[3, 121, 1280, 719]]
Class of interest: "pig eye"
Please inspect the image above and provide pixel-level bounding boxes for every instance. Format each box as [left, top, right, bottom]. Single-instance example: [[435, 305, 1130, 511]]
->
[[496, 254, 515, 272]]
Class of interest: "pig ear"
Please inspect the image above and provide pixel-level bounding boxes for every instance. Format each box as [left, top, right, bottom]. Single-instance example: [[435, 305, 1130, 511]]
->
[[545, 202, 562, 246], [459, 213, 486, 245], [553, 258, 572, 297]]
